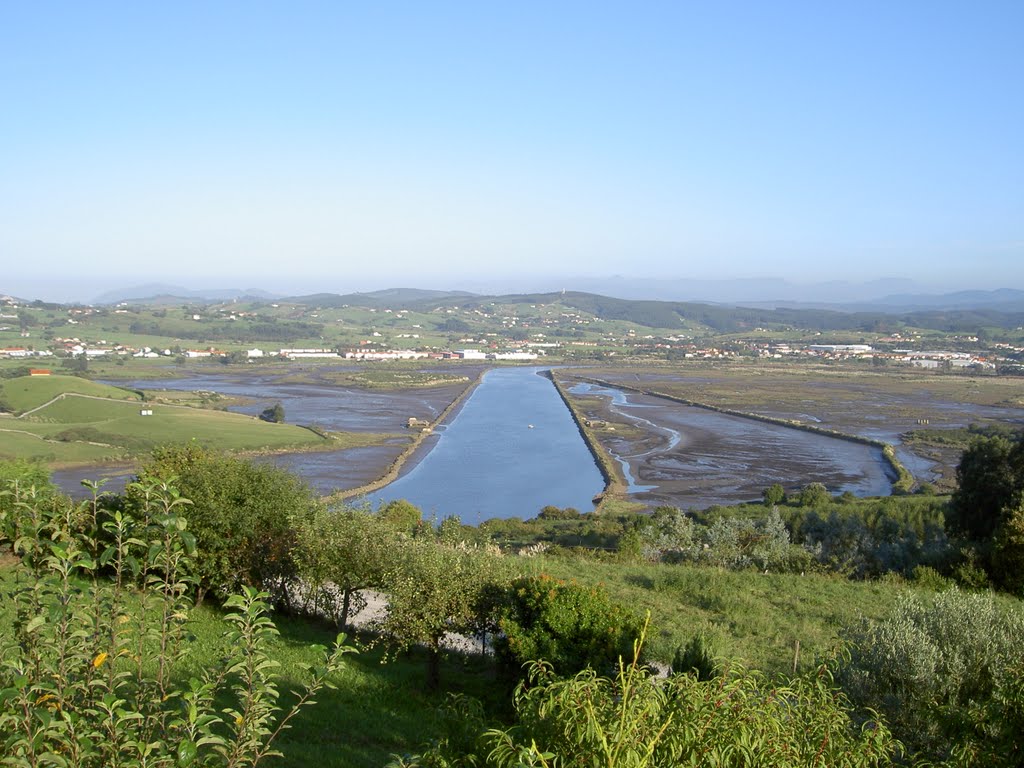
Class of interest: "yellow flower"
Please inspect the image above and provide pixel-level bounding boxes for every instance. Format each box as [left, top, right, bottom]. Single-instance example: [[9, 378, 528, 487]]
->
[[92, 652, 109, 669], [235, 715, 244, 727]]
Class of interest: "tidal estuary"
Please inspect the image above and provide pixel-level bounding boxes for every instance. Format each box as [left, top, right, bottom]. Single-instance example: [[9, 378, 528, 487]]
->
[[51, 366, 927, 520]]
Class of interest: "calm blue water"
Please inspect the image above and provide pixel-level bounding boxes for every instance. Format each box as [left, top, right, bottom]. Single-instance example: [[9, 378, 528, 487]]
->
[[365, 368, 604, 524]]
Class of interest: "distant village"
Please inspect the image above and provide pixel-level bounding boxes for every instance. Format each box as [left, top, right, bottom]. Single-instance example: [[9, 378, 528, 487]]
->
[[0, 294, 1016, 372], [0, 336, 1004, 372]]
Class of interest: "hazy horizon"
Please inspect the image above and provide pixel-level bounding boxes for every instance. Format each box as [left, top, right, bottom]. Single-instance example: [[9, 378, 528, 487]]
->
[[3, 3, 1021, 297], [2, 273, 1018, 308]]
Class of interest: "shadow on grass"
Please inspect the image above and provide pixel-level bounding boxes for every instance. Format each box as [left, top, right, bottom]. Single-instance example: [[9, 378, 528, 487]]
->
[[249, 612, 510, 768]]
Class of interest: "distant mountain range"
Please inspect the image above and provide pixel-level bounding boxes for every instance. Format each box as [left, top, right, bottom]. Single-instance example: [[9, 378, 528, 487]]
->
[[91, 284, 282, 305], [0, 281, 1018, 322], [285, 288, 477, 308], [81, 281, 1024, 314]]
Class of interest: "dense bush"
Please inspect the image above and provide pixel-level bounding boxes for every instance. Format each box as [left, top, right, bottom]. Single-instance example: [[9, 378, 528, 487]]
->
[[787, 498, 950, 578], [837, 587, 1024, 763], [949, 434, 1024, 541], [637, 507, 811, 573], [400, 634, 898, 767], [494, 574, 643, 679], [129, 444, 320, 603]]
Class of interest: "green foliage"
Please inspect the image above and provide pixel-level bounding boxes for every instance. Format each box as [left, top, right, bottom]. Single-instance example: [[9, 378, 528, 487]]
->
[[837, 588, 1024, 762], [0, 460, 56, 539], [259, 401, 286, 423], [762, 482, 786, 506], [671, 633, 718, 681], [637, 507, 808, 573], [494, 575, 643, 679], [292, 504, 397, 628], [536, 505, 582, 521], [0, 478, 353, 767], [950, 434, 1024, 541], [911, 565, 953, 592], [406, 627, 897, 767], [798, 482, 832, 508], [378, 498, 424, 533], [377, 538, 511, 689], [785, 497, 950, 578], [131, 444, 319, 603], [992, 500, 1024, 595]]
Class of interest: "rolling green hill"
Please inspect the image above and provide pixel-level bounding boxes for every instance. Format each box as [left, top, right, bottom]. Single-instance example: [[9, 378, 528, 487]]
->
[[0, 374, 335, 464], [0, 375, 140, 415]]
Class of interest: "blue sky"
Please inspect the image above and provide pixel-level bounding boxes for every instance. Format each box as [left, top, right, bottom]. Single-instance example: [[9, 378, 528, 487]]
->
[[2, 1, 1022, 301]]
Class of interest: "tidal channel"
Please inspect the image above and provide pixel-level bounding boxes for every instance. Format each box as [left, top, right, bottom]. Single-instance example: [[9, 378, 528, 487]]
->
[[364, 368, 605, 524]]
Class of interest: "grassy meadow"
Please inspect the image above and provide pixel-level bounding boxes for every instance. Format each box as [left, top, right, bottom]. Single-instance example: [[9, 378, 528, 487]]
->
[[529, 554, 905, 674], [0, 374, 349, 464], [0, 374, 141, 413]]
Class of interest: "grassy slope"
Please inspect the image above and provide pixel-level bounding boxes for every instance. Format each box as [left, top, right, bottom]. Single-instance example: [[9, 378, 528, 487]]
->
[[0, 428, 117, 463], [179, 606, 505, 768], [0, 375, 333, 462], [529, 555, 906, 675], [0, 374, 140, 413]]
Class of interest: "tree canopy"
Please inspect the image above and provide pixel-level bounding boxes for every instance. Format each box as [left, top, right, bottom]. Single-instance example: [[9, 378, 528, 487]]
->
[[130, 444, 319, 603], [950, 434, 1024, 541]]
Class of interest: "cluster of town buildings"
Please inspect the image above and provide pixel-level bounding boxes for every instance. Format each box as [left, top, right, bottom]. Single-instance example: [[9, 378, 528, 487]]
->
[[0, 342, 541, 363]]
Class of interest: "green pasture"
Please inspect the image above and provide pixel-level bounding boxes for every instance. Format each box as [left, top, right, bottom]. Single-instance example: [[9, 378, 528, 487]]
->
[[0, 374, 140, 414], [0, 374, 342, 462], [19, 396, 327, 453], [0, 426, 121, 463]]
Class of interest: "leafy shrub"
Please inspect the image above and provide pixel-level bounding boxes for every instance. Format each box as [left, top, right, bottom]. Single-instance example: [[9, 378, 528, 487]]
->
[[494, 575, 643, 679], [671, 632, 717, 681], [402, 629, 897, 767], [992, 501, 1024, 595], [537, 505, 581, 520], [950, 434, 1024, 541], [637, 508, 808, 573], [799, 482, 832, 507], [0, 459, 57, 544], [837, 587, 1024, 762], [911, 565, 952, 591], [129, 444, 319, 603], [789, 499, 949, 578], [762, 482, 786, 506], [259, 402, 285, 423], [0, 478, 352, 767]]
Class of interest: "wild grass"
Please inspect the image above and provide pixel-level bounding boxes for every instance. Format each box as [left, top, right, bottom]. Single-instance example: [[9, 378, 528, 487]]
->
[[525, 554, 909, 675]]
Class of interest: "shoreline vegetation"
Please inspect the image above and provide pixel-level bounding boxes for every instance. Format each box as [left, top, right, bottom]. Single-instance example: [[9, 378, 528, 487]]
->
[[543, 369, 626, 507]]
